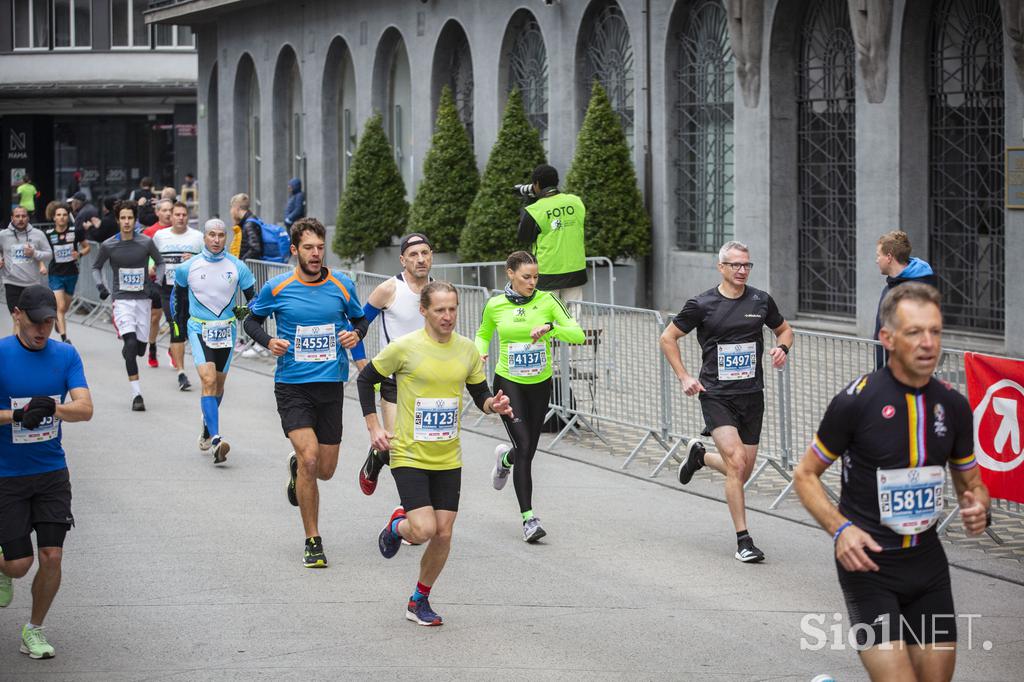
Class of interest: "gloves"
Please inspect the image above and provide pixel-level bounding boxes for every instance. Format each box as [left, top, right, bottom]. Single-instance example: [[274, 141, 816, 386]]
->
[[14, 396, 57, 430], [98, 284, 110, 300], [233, 305, 251, 322]]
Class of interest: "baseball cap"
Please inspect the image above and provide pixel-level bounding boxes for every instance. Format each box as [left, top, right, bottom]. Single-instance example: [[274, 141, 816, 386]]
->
[[72, 192, 87, 202], [17, 285, 57, 323], [399, 233, 432, 254]]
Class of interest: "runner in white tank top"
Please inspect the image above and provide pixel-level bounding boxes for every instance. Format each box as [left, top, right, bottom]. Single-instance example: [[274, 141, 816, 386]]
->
[[356, 233, 434, 495]]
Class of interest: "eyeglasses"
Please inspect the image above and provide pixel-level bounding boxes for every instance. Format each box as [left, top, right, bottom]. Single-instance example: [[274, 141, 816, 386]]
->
[[721, 262, 754, 271]]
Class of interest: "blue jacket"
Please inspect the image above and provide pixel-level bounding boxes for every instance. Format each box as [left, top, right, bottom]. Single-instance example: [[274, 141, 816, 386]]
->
[[874, 257, 938, 367], [284, 177, 306, 227]]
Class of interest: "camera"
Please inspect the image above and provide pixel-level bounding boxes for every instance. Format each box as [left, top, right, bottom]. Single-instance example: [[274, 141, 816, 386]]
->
[[512, 183, 535, 199]]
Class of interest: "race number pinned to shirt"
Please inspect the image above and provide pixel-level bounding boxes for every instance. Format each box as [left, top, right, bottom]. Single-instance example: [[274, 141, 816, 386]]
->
[[119, 267, 145, 292], [414, 397, 459, 441], [507, 342, 547, 377], [876, 465, 946, 535], [717, 342, 756, 381], [10, 395, 61, 444], [53, 243, 74, 263], [294, 323, 336, 362], [10, 246, 31, 264], [202, 320, 233, 349]]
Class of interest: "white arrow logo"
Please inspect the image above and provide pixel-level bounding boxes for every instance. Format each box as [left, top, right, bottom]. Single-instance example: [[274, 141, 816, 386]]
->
[[993, 397, 1021, 455]]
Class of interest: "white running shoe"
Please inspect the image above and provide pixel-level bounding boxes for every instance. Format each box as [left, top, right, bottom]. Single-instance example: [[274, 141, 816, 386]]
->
[[491, 444, 512, 490]]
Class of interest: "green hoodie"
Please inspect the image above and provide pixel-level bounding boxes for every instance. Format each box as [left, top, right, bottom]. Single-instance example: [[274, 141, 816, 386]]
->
[[475, 289, 585, 384]]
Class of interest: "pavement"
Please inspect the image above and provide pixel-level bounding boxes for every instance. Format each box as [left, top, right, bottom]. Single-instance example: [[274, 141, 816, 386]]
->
[[0, 313, 1022, 680]]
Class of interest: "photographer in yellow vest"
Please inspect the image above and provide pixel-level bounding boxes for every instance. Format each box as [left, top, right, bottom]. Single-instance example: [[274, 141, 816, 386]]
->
[[516, 165, 587, 302]]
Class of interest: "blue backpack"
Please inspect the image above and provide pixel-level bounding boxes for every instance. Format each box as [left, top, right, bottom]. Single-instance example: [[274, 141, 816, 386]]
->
[[246, 216, 290, 263]]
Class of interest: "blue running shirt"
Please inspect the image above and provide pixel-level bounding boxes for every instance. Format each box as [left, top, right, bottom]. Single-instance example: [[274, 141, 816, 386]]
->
[[174, 250, 256, 322]]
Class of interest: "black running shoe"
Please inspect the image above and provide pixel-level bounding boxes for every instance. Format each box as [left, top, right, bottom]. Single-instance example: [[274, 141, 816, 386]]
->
[[359, 448, 388, 495], [304, 536, 327, 568], [677, 440, 706, 485], [735, 537, 765, 563], [177, 373, 191, 391], [131, 395, 146, 412], [286, 452, 298, 506]]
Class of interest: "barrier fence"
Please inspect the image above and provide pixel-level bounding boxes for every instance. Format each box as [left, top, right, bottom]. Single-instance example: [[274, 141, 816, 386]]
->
[[62, 257, 1021, 533]]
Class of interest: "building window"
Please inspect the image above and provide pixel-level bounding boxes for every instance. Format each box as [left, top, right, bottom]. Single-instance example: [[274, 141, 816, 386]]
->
[[14, 0, 91, 50], [674, 0, 734, 253], [446, 33, 474, 143], [388, 40, 412, 190], [929, 0, 1004, 333], [54, 0, 90, 48], [112, 0, 193, 49], [155, 23, 194, 49], [796, 0, 857, 318], [507, 13, 548, 148], [581, 1, 635, 149], [247, 68, 262, 212], [13, 0, 50, 49]]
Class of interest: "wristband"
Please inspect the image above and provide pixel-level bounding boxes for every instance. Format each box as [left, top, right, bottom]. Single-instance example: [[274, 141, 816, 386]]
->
[[777, 344, 790, 355], [986, 509, 992, 528], [833, 521, 853, 543]]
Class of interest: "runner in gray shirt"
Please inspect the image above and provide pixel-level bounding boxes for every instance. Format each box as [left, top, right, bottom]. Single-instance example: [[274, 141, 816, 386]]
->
[[90, 201, 164, 411], [0, 206, 50, 333]]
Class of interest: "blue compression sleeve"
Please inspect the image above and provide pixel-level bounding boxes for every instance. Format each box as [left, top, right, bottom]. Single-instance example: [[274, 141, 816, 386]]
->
[[362, 302, 381, 323], [351, 341, 367, 361], [201, 396, 220, 437]]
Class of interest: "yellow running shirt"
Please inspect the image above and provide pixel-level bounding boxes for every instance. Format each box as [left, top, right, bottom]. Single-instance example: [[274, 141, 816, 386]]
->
[[370, 328, 485, 471]]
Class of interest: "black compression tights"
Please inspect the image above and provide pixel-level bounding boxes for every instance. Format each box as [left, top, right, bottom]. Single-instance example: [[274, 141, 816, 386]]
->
[[493, 375, 551, 513], [121, 332, 140, 376]]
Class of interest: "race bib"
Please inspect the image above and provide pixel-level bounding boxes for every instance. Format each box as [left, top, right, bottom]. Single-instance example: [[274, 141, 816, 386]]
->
[[717, 342, 756, 381], [10, 395, 61, 444], [119, 267, 145, 292], [294, 323, 336, 362], [164, 263, 178, 286], [507, 342, 547, 377], [876, 465, 946, 535], [202, 320, 233, 349], [53, 243, 74, 263], [414, 397, 459, 441], [10, 246, 30, 264]]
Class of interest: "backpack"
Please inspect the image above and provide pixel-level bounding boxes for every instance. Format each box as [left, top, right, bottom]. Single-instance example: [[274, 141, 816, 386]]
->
[[246, 216, 291, 263]]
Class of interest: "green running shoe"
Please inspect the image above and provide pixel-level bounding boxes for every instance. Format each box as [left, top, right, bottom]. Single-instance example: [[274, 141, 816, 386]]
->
[[0, 572, 11, 608], [303, 536, 327, 568], [20, 625, 54, 659]]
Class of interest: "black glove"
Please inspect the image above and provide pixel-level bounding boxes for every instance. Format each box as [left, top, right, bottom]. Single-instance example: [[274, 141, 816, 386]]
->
[[15, 396, 57, 430], [98, 284, 110, 300], [233, 305, 251, 322]]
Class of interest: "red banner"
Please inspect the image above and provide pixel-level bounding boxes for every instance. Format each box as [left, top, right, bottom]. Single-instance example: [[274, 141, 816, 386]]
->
[[965, 352, 1024, 504]]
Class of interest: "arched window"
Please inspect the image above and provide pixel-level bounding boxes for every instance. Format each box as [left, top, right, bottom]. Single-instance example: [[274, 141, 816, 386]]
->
[[580, 1, 634, 147], [505, 11, 548, 147], [234, 55, 261, 212], [389, 40, 412, 190], [273, 47, 304, 198], [433, 22, 474, 142], [322, 37, 356, 210], [797, 0, 856, 317], [205, 65, 219, 217], [929, 0, 1004, 332], [674, 0, 734, 252]]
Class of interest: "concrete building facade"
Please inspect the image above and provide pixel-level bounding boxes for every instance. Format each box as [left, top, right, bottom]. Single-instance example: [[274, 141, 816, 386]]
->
[[148, 0, 1022, 353]]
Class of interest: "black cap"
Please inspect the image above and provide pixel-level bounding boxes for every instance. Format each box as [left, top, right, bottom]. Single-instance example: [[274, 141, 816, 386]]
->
[[399, 233, 432, 254], [72, 192, 86, 202], [17, 285, 57, 323]]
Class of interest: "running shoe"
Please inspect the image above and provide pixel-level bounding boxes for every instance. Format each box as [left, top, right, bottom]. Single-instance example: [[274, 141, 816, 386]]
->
[[359, 448, 388, 495], [735, 537, 765, 563], [212, 436, 230, 464], [491, 444, 512, 491], [198, 425, 213, 452], [148, 353, 159, 368], [177, 373, 191, 391], [676, 439, 706, 486], [378, 506, 406, 559], [20, 625, 54, 659], [303, 536, 328, 568], [523, 517, 547, 543], [286, 452, 298, 506], [131, 395, 146, 412], [406, 596, 443, 626], [0, 557, 11, 607]]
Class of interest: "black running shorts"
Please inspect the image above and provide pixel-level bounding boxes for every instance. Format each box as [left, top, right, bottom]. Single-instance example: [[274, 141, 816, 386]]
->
[[274, 381, 344, 445], [0, 468, 74, 560], [836, 540, 957, 647], [699, 391, 765, 445], [160, 287, 186, 342], [391, 467, 461, 512]]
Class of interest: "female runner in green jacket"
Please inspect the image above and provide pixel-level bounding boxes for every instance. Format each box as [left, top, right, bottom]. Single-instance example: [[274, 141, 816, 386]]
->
[[475, 251, 585, 542]]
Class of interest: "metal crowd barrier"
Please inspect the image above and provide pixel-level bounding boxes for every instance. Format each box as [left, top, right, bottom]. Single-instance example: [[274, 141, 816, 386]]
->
[[430, 256, 616, 304]]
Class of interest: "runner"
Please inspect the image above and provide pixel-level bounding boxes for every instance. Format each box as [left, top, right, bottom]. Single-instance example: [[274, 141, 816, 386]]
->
[[91, 201, 164, 411], [356, 232, 434, 496], [172, 218, 255, 464], [0, 207, 49, 335], [154, 202, 203, 391], [141, 199, 174, 367], [659, 240, 793, 563], [42, 203, 90, 344], [243, 217, 367, 567], [793, 283, 990, 680], [0, 285, 93, 659], [475, 251, 584, 542], [357, 281, 513, 626]]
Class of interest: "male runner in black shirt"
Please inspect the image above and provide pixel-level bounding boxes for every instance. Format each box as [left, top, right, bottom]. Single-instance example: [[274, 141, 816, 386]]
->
[[660, 240, 793, 562], [794, 282, 989, 681]]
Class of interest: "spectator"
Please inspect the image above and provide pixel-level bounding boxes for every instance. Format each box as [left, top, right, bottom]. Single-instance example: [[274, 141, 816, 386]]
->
[[89, 197, 119, 243], [12, 174, 40, 222], [230, 193, 263, 261], [130, 177, 157, 227], [873, 230, 938, 368], [71, 192, 99, 233], [283, 177, 306, 228], [66, 170, 82, 198], [159, 186, 177, 203]]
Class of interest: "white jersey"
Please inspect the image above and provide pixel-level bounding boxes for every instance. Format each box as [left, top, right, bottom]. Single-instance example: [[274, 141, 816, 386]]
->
[[381, 273, 427, 352], [153, 228, 203, 288]]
